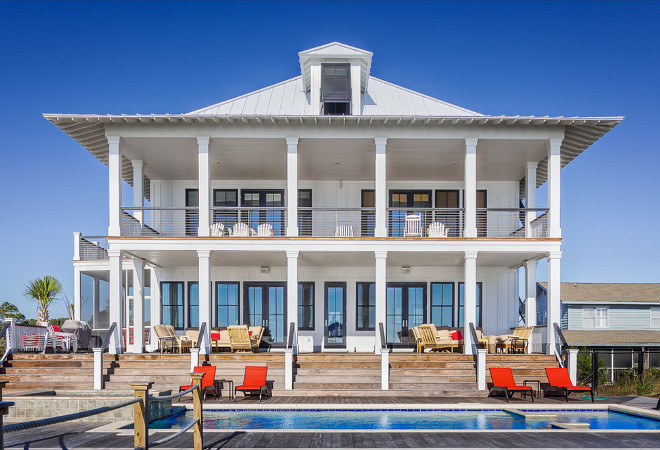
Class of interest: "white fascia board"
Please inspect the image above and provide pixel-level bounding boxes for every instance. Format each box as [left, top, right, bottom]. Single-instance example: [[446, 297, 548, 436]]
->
[[103, 122, 567, 140], [563, 301, 660, 306], [107, 237, 561, 254]]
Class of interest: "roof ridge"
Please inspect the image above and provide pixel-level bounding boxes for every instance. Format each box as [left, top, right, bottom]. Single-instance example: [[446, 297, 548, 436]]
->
[[368, 76, 482, 116], [188, 76, 302, 114]]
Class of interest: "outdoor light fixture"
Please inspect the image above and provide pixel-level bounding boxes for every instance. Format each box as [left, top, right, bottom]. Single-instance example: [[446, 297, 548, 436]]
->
[[401, 265, 412, 273], [260, 266, 271, 274]]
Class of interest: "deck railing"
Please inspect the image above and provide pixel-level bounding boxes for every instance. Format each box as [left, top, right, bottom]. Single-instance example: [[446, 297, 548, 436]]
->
[[115, 206, 549, 238]]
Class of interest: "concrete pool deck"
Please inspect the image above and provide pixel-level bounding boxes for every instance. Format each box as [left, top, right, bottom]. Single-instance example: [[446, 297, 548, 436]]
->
[[4, 395, 660, 449]]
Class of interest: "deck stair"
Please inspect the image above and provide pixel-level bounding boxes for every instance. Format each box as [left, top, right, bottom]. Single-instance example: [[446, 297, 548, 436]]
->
[[1, 353, 100, 392]]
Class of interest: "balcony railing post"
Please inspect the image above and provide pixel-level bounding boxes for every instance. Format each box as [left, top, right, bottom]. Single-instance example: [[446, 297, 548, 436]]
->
[[131, 381, 152, 450], [191, 372, 204, 450]]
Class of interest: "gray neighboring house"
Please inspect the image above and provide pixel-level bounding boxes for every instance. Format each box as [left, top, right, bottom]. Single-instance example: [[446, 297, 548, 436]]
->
[[537, 282, 660, 380]]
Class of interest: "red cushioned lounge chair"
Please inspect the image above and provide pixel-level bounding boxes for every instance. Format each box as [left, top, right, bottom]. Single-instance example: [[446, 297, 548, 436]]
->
[[234, 366, 268, 402], [545, 367, 593, 403], [488, 368, 534, 402], [179, 365, 218, 400]]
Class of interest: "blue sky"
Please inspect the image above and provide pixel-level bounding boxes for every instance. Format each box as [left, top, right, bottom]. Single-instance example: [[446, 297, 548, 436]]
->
[[1, 1, 658, 319]]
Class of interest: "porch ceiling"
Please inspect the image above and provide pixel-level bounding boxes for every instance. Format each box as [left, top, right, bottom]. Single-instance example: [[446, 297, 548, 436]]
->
[[118, 136, 549, 182]]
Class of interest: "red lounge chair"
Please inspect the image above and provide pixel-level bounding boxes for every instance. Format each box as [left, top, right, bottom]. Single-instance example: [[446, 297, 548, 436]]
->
[[179, 365, 218, 400], [234, 366, 268, 402], [488, 368, 534, 402], [545, 367, 594, 403]]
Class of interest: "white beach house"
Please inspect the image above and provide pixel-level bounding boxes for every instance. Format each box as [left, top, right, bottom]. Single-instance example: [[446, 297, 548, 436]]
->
[[47, 42, 621, 356]]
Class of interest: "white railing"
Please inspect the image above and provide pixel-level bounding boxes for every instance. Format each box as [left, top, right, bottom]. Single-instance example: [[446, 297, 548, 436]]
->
[[116, 206, 548, 238], [388, 208, 465, 237]]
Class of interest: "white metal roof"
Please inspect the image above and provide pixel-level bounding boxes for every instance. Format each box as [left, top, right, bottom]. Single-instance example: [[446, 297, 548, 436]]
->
[[189, 76, 481, 117]]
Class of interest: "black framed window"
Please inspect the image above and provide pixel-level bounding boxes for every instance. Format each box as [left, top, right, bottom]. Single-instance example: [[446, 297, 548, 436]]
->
[[188, 282, 199, 328], [298, 190, 312, 236], [431, 282, 454, 327], [356, 282, 376, 330], [361, 190, 375, 237], [321, 63, 351, 115], [185, 189, 198, 236], [389, 190, 432, 237], [213, 189, 238, 228], [161, 282, 184, 329], [215, 282, 239, 327], [458, 282, 483, 328], [434, 190, 460, 237], [241, 190, 285, 235], [298, 282, 314, 330]]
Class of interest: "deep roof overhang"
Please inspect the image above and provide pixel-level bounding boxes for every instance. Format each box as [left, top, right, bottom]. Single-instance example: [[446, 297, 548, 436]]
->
[[44, 113, 623, 200]]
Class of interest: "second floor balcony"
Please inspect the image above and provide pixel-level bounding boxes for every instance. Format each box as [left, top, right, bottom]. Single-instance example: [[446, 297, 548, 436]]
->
[[119, 206, 549, 239]]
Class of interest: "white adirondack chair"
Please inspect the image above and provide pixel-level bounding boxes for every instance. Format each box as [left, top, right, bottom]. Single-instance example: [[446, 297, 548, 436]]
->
[[403, 214, 422, 237], [427, 222, 448, 238], [334, 224, 354, 237], [210, 222, 225, 236], [256, 223, 274, 237], [229, 222, 251, 237]]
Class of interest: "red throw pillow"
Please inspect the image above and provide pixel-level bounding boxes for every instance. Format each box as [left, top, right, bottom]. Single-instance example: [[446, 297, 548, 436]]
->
[[210, 332, 220, 340], [451, 331, 463, 340], [248, 331, 253, 336], [52, 325, 61, 332]]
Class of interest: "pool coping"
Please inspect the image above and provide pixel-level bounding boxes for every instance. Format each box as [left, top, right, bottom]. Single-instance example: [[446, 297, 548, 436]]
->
[[89, 403, 660, 435]]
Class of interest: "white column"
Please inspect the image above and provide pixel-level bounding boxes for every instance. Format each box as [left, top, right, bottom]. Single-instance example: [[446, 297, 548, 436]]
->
[[198, 250, 211, 354], [73, 266, 81, 321], [374, 138, 387, 237], [197, 137, 211, 237], [374, 251, 387, 353], [286, 251, 299, 352], [132, 258, 144, 353], [547, 139, 562, 238], [350, 62, 362, 115], [286, 138, 299, 237], [73, 232, 81, 261], [525, 161, 538, 237], [108, 136, 122, 236], [148, 269, 161, 352], [310, 63, 322, 115], [567, 348, 579, 385], [464, 138, 478, 238], [463, 251, 478, 354], [546, 251, 562, 355], [524, 260, 538, 327], [476, 348, 487, 390], [108, 250, 123, 354], [132, 160, 144, 224]]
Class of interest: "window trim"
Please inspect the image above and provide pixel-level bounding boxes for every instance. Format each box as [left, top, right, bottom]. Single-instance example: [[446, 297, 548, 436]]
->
[[214, 281, 240, 328], [651, 306, 660, 329], [160, 281, 185, 330], [430, 282, 455, 327], [356, 282, 376, 331], [298, 282, 315, 330], [582, 306, 609, 329], [187, 282, 199, 329]]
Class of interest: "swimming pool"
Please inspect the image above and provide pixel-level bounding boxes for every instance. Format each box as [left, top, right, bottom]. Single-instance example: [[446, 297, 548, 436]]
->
[[145, 408, 660, 431]]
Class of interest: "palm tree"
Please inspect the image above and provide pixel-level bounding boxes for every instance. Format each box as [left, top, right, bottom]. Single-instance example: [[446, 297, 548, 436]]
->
[[24, 276, 62, 323]]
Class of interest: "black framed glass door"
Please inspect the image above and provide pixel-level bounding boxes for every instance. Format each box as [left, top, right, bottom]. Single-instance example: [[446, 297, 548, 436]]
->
[[386, 283, 426, 348], [389, 190, 432, 237], [241, 190, 285, 236], [244, 282, 287, 348], [324, 282, 346, 348], [213, 189, 239, 229]]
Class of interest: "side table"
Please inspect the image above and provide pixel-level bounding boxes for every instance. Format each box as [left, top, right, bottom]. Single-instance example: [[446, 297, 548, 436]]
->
[[523, 379, 541, 398], [214, 379, 234, 401]]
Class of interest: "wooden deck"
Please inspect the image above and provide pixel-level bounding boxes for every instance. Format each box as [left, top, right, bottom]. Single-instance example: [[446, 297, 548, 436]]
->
[[4, 396, 659, 449]]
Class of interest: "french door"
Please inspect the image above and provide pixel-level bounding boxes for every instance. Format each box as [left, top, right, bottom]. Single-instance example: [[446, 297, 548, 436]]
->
[[241, 190, 285, 236], [386, 283, 426, 348], [389, 190, 432, 237], [324, 282, 346, 348], [244, 282, 287, 348]]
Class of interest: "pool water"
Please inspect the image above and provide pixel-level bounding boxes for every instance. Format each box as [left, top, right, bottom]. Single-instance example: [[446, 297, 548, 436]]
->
[[145, 409, 660, 430]]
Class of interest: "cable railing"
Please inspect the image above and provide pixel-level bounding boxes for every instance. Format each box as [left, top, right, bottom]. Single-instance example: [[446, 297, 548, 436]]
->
[[79, 236, 109, 260], [296, 207, 376, 237], [553, 323, 568, 368]]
